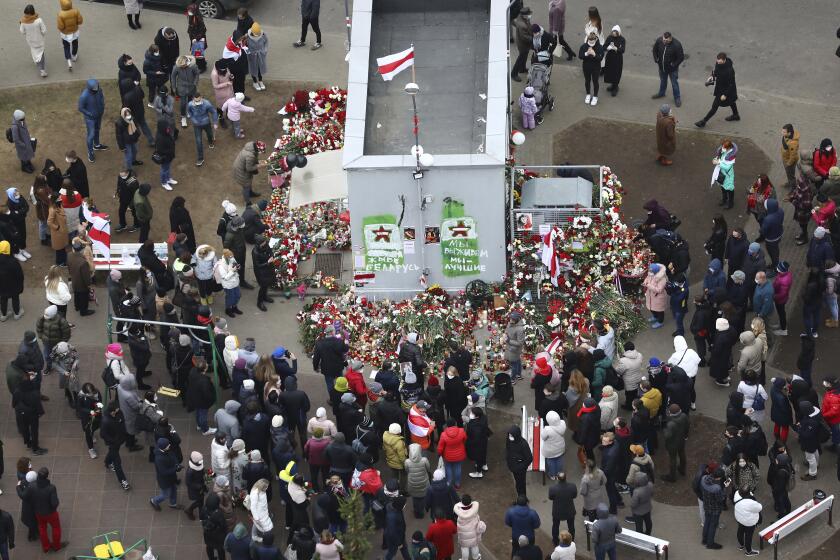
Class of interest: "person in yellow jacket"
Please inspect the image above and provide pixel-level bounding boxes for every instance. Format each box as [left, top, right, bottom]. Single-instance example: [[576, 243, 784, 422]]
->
[[639, 380, 662, 418], [382, 423, 408, 491], [56, 0, 83, 70], [780, 124, 800, 189]]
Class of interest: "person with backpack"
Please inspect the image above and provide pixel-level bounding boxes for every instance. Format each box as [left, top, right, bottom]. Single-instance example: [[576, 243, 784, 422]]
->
[[767, 445, 793, 518], [626, 444, 655, 487], [795, 401, 828, 480]]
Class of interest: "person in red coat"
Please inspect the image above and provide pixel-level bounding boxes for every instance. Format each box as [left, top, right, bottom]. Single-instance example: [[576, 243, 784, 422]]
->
[[344, 360, 368, 409], [426, 511, 457, 560], [813, 139, 837, 185], [821, 377, 840, 451], [437, 418, 467, 490]]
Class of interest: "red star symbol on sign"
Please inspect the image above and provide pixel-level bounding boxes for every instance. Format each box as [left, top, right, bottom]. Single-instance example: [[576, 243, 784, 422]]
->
[[372, 225, 392, 242], [448, 220, 471, 237]]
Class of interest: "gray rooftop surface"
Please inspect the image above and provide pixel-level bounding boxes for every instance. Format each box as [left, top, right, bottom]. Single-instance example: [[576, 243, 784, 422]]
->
[[363, 0, 490, 157]]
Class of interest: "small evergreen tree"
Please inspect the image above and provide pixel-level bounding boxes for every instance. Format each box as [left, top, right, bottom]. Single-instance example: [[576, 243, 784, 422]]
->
[[337, 490, 374, 560]]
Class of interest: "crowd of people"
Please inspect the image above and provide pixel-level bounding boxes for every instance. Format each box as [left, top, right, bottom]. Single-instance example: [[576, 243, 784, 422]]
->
[[2, 2, 840, 560]]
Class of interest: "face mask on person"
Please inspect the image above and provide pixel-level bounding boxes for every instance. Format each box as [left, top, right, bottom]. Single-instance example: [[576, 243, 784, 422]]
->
[[468, 412, 476, 420], [508, 434, 515, 441], [193, 100, 202, 106], [126, 60, 133, 66], [65, 157, 72, 164], [188, 11, 194, 16], [153, 52, 160, 57], [125, 115, 133, 122], [738, 460, 747, 467], [587, 39, 597, 46], [446, 373, 455, 380]]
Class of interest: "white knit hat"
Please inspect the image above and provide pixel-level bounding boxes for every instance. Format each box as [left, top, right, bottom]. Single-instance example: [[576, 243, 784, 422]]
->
[[272, 415, 283, 428], [389, 423, 402, 435], [716, 318, 730, 331]]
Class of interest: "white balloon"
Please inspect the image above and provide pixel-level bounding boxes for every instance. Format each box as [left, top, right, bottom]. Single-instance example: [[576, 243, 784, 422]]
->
[[511, 131, 526, 146], [419, 153, 435, 167]]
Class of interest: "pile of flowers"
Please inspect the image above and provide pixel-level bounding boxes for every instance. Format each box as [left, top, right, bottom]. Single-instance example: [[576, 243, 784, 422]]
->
[[507, 166, 650, 350], [261, 87, 351, 286]]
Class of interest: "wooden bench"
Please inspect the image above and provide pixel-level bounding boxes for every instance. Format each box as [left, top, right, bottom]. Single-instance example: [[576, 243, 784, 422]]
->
[[759, 494, 834, 560], [93, 243, 168, 271], [584, 520, 669, 560]]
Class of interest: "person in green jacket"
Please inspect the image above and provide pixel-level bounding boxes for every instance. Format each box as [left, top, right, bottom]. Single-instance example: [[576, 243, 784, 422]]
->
[[591, 349, 612, 402], [35, 305, 71, 370], [132, 183, 153, 243], [5, 355, 29, 396]]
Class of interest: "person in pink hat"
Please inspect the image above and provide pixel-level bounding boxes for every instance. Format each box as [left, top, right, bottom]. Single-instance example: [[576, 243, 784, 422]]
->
[[103, 343, 130, 399]]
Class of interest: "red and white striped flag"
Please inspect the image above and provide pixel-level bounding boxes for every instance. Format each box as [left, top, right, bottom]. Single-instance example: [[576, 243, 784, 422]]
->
[[377, 47, 414, 81], [81, 202, 111, 259]]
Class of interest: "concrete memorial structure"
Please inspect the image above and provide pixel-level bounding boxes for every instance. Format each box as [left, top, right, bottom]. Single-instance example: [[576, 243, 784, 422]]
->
[[343, 0, 509, 298]]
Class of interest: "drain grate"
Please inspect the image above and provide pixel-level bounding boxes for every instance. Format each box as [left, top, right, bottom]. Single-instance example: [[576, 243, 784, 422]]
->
[[313, 253, 343, 278]]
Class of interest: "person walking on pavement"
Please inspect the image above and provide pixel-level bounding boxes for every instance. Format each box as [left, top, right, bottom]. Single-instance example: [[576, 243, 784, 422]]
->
[[150, 437, 182, 510], [56, 0, 82, 71], [10, 110, 35, 173], [116, 374, 145, 452], [171, 55, 200, 130], [651, 32, 684, 106], [13, 372, 47, 455], [100, 401, 132, 490], [24, 467, 66, 553], [733, 487, 762, 556], [780, 124, 800, 189], [155, 121, 177, 191], [186, 92, 217, 167], [295, 0, 322, 50], [20, 5, 48, 78], [655, 104, 676, 166], [510, 7, 533, 81], [548, 0, 575, 61], [77, 79, 108, 162], [696, 53, 739, 127], [506, 425, 533, 498], [0, 241, 25, 321]]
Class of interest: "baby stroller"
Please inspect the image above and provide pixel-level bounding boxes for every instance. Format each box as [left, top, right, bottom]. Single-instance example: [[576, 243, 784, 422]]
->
[[493, 371, 514, 404], [527, 63, 554, 125]]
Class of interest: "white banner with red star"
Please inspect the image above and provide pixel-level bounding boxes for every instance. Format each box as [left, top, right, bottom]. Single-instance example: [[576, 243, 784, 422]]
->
[[362, 214, 404, 271]]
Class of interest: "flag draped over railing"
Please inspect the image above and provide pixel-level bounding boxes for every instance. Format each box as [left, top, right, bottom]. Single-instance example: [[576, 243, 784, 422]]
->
[[82, 202, 111, 259]]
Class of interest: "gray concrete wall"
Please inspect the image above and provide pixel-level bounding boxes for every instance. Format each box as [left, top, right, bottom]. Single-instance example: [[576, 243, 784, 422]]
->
[[347, 165, 506, 297]]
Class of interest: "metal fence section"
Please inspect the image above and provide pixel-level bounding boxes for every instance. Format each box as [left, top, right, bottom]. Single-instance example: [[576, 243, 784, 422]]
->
[[508, 165, 605, 307]]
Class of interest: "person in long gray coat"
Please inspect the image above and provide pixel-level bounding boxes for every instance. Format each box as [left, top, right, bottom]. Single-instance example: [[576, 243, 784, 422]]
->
[[123, 0, 142, 30], [629, 471, 653, 535], [404, 443, 432, 518], [116, 373, 144, 451], [10, 110, 35, 173], [170, 55, 200, 128], [504, 312, 525, 381], [246, 24, 268, 91]]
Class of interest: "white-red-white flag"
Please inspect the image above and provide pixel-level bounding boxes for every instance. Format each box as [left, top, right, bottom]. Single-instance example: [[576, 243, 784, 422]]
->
[[377, 47, 414, 81], [81, 202, 111, 259]]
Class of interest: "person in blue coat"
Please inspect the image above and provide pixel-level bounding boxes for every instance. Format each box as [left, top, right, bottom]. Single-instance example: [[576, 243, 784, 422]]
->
[[150, 438, 181, 510], [504, 495, 541, 556], [384, 496, 410, 560], [752, 272, 775, 322], [760, 199, 784, 273], [77, 79, 108, 162], [702, 259, 726, 298]]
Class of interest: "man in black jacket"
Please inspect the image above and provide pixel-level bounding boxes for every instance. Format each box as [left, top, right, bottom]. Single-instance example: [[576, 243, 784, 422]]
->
[[324, 433, 357, 487], [398, 332, 426, 388], [150, 438, 181, 510], [548, 472, 577, 543], [100, 402, 131, 490], [25, 468, 66, 553], [13, 375, 47, 455], [696, 53, 739, 128], [185, 357, 218, 436], [443, 341, 473, 381], [313, 324, 348, 401], [63, 150, 90, 198], [600, 432, 624, 514], [277, 375, 311, 448], [651, 32, 684, 107]]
